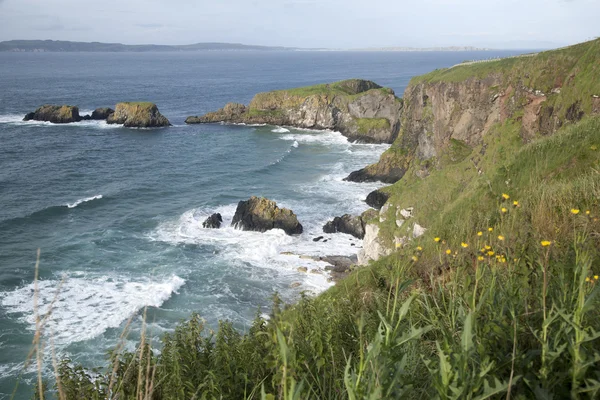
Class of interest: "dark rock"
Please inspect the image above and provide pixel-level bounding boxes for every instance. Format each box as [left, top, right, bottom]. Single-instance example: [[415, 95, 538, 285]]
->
[[23, 105, 81, 123], [81, 114, 92, 121], [186, 103, 247, 124], [365, 189, 390, 210], [231, 196, 303, 235], [313, 236, 324, 242], [323, 214, 365, 239], [202, 213, 223, 229], [91, 107, 115, 120], [107, 102, 170, 127]]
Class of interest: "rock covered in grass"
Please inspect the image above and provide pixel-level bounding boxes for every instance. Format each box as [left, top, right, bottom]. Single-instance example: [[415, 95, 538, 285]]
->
[[322, 214, 365, 239], [107, 102, 171, 127], [202, 213, 223, 229], [23, 105, 82, 123], [231, 196, 303, 235]]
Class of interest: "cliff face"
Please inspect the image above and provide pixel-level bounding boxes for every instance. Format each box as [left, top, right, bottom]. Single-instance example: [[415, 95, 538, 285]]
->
[[348, 39, 600, 184], [186, 79, 404, 144], [107, 102, 171, 128], [355, 39, 600, 264]]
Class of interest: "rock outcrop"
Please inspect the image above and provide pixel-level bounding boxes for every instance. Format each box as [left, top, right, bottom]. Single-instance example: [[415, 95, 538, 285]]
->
[[91, 107, 115, 120], [107, 102, 171, 128], [322, 214, 365, 239], [358, 224, 392, 265], [231, 196, 303, 235], [202, 213, 223, 229], [186, 79, 403, 144], [365, 189, 390, 210], [23, 105, 81, 123]]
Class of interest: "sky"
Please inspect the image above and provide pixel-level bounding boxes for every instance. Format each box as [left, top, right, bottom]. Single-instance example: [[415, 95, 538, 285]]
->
[[0, 0, 598, 49]]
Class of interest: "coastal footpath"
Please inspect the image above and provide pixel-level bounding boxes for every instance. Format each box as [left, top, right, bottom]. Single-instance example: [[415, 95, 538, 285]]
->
[[186, 79, 404, 144]]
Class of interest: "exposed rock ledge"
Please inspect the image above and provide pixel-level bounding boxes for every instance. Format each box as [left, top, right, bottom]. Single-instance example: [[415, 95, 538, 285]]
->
[[185, 79, 404, 144], [232, 196, 302, 235], [24, 105, 82, 123], [107, 102, 171, 127]]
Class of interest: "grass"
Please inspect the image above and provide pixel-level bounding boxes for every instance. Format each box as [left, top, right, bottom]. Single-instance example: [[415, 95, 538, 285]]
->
[[355, 118, 390, 135], [119, 102, 156, 108], [26, 114, 600, 400]]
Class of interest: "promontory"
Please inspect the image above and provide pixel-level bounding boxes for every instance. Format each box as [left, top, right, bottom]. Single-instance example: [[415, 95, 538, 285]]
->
[[185, 79, 403, 144]]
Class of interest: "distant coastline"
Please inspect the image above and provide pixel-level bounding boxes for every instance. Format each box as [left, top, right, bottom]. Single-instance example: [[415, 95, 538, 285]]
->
[[0, 39, 493, 53]]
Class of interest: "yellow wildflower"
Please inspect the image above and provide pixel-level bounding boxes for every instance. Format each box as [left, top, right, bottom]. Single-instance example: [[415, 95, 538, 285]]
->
[[540, 240, 552, 247], [485, 245, 492, 250], [434, 237, 441, 242], [498, 235, 505, 241], [586, 277, 591, 282], [445, 249, 451, 255], [461, 242, 469, 248], [586, 210, 591, 215], [502, 193, 510, 200], [501, 207, 508, 213], [416, 246, 423, 251], [487, 251, 495, 257], [513, 201, 519, 207], [411, 256, 418, 262], [595, 275, 599, 280], [395, 243, 402, 248], [477, 231, 483, 236], [478, 256, 484, 261], [488, 227, 493, 232], [571, 209, 580, 215]]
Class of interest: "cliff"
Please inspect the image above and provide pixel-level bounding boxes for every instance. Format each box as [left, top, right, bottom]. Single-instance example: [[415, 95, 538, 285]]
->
[[186, 79, 404, 144], [107, 102, 171, 128], [354, 38, 600, 263]]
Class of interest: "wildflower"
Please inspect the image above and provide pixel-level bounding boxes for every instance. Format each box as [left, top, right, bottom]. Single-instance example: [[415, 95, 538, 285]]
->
[[586, 210, 591, 215], [416, 246, 423, 251], [571, 209, 580, 215], [411, 256, 418, 262], [477, 231, 483, 236], [396, 243, 402, 248], [485, 245, 492, 250], [461, 242, 469, 248], [502, 193, 510, 200], [446, 249, 452, 255], [595, 275, 599, 280], [434, 237, 441, 242], [586, 277, 591, 282], [498, 235, 505, 241], [540, 240, 552, 247], [478, 256, 485, 261], [487, 251, 495, 257], [500, 257, 507, 263], [488, 227, 493, 232], [513, 201, 519, 207], [501, 207, 508, 213]]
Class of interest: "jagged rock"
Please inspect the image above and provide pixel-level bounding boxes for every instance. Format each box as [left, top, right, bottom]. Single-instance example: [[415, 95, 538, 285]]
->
[[186, 79, 403, 144], [358, 224, 392, 265], [231, 196, 303, 235], [344, 150, 408, 183], [107, 102, 170, 127], [365, 189, 390, 209], [23, 105, 81, 123], [413, 223, 427, 238], [202, 213, 223, 229], [91, 107, 115, 120], [322, 214, 365, 239], [399, 208, 414, 219], [81, 114, 92, 121]]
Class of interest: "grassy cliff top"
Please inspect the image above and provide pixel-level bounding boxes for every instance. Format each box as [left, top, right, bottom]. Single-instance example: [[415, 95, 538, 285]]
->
[[118, 101, 156, 108], [265, 79, 390, 97], [410, 38, 600, 94]]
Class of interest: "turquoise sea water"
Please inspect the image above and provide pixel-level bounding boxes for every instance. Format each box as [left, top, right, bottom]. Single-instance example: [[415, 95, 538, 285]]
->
[[0, 49, 527, 397]]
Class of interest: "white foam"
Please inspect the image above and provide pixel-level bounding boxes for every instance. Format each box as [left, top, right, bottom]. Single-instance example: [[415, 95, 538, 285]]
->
[[271, 127, 290, 133], [0, 114, 121, 129], [279, 130, 350, 146], [0, 275, 185, 345], [66, 194, 103, 209], [292, 140, 299, 148]]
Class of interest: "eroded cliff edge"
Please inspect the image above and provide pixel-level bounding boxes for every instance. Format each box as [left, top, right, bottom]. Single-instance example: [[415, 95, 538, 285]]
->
[[353, 38, 600, 264], [186, 79, 404, 144]]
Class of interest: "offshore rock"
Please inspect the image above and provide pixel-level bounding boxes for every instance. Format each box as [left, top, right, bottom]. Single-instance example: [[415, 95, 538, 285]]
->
[[107, 102, 171, 127], [91, 107, 115, 120], [322, 214, 365, 239], [202, 213, 223, 229], [231, 196, 303, 235], [186, 79, 403, 144], [23, 105, 81, 123]]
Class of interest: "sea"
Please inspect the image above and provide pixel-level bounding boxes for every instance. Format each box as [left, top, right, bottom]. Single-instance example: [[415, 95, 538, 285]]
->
[[0, 49, 527, 397]]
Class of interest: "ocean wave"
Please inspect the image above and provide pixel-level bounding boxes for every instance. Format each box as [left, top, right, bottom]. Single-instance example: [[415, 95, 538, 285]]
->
[[271, 127, 290, 133], [0, 113, 121, 129], [0, 275, 185, 345], [279, 130, 350, 146], [66, 194, 103, 209]]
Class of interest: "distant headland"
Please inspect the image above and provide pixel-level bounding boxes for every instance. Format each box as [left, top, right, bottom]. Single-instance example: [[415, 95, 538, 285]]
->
[[0, 39, 493, 53]]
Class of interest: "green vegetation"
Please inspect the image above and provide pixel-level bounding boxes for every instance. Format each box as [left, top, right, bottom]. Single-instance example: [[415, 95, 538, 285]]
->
[[355, 118, 391, 134], [120, 102, 156, 108], [31, 115, 600, 400]]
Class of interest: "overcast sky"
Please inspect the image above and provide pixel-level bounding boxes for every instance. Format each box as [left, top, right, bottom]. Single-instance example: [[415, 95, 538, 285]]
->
[[0, 0, 597, 49]]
